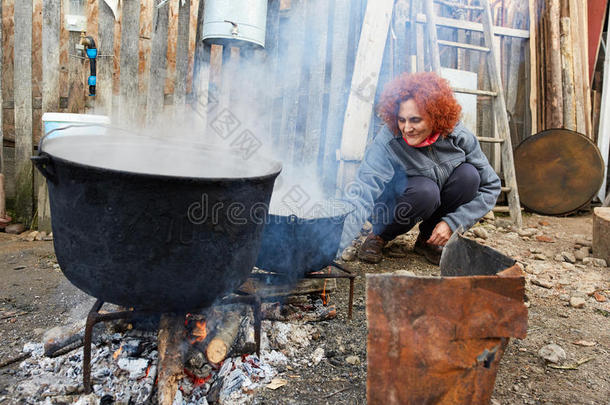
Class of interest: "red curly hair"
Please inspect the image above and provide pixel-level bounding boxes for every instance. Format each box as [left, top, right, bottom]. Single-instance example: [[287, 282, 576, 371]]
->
[[377, 72, 462, 137]]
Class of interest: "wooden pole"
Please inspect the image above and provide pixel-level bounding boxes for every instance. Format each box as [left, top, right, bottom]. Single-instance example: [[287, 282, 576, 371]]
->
[[529, 0, 538, 135], [546, 0, 563, 129], [14, 0, 33, 225], [174, 0, 190, 114], [39, 0, 61, 232], [145, 2, 169, 126], [560, 16, 576, 131], [119, 0, 140, 126], [568, 0, 586, 135]]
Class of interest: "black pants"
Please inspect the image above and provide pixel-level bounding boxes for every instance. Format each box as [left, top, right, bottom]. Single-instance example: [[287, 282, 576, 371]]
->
[[372, 163, 480, 241]]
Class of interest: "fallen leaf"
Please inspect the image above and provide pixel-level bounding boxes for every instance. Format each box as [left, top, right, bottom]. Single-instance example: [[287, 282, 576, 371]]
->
[[266, 378, 288, 390], [535, 235, 554, 243], [593, 291, 607, 302], [573, 340, 596, 347]]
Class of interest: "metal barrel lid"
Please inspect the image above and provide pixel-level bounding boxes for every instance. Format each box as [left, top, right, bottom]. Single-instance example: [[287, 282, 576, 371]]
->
[[514, 128, 604, 215]]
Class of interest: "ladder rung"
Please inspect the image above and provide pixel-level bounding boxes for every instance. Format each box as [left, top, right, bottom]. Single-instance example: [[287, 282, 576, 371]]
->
[[493, 205, 524, 213], [434, 0, 484, 11], [437, 40, 490, 52], [501, 186, 511, 193], [477, 137, 505, 143], [451, 87, 498, 97]]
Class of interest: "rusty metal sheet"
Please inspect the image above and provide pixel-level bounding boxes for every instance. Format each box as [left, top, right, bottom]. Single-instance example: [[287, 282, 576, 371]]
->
[[366, 272, 527, 405], [514, 129, 604, 215]]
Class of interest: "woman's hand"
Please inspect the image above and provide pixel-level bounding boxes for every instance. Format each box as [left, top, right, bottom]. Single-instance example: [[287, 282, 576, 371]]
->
[[427, 221, 452, 246]]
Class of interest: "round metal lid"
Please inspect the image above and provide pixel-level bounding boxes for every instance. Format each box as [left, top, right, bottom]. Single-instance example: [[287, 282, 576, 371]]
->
[[514, 128, 604, 215]]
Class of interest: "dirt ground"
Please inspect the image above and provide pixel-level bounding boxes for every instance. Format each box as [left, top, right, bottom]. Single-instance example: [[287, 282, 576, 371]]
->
[[0, 211, 608, 404]]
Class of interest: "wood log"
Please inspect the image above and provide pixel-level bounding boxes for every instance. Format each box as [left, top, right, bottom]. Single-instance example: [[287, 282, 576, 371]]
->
[[205, 310, 242, 364], [593, 207, 610, 263], [239, 277, 336, 299], [560, 16, 576, 131], [43, 319, 86, 357], [157, 314, 186, 405], [546, 0, 564, 129]]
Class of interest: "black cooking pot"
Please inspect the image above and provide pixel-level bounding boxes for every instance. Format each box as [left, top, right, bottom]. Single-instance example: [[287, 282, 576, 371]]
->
[[255, 200, 353, 280], [32, 134, 281, 312]]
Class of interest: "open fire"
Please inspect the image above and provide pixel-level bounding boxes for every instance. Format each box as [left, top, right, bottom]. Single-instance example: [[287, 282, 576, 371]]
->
[[5, 271, 350, 404]]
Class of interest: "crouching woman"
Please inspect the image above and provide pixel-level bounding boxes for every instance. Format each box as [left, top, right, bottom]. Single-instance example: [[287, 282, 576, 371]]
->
[[339, 72, 501, 265]]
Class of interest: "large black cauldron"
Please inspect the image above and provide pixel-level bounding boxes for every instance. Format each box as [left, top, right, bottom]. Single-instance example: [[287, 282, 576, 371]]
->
[[32, 134, 281, 312]]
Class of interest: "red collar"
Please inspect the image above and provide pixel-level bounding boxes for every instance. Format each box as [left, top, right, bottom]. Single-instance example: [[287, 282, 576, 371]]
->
[[404, 132, 441, 148]]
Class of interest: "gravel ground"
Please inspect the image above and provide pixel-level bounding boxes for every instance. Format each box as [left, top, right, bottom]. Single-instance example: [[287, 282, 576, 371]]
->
[[0, 211, 609, 404]]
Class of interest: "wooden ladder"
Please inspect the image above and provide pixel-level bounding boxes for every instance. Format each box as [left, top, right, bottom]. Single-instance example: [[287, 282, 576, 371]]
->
[[424, 0, 522, 228]]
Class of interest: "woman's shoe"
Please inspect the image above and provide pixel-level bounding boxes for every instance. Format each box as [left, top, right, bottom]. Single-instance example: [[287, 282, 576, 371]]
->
[[413, 234, 443, 265], [358, 234, 385, 263]]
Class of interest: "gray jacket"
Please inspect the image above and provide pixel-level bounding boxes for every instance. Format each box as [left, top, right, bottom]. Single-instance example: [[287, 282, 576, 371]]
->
[[339, 122, 501, 249]]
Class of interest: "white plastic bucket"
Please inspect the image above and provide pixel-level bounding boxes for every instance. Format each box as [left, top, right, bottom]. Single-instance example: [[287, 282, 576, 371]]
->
[[42, 113, 110, 140]]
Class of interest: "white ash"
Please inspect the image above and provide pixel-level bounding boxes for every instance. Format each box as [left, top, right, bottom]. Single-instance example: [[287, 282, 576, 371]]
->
[[8, 313, 323, 404]]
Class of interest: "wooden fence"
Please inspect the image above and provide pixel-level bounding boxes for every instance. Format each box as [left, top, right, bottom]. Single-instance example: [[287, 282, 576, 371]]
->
[[1, 0, 531, 229]]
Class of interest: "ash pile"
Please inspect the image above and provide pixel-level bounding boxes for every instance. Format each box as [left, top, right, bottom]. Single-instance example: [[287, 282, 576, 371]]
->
[[3, 289, 335, 405]]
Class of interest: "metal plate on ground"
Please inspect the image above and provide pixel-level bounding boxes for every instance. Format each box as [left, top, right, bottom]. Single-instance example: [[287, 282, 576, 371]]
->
[[514, 129, 604, 215]]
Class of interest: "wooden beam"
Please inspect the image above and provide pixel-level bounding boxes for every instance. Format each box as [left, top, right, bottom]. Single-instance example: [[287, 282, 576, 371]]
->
[[145, 2, 169, 125], [300, 0, 329, 167], [97, 0, 115, 116], [322, 0, 350, 194], [560, 16, 576, 131], [67, 31, 85, 114], [192, 0, 211, 134], [546, 0, 563, 129], [424, 0, 441, 72], [338, 0, 394, 163], [14, 0, 33, 224], [39, 0, 60, 232], [278, 0, 306, 164], [119, 0, 140, 125], [528, 0, 538, 135], [174, 0, 190, 113]]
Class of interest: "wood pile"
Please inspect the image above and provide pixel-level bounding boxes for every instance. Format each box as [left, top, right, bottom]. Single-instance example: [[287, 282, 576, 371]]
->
[[529, 0, 591, 137]]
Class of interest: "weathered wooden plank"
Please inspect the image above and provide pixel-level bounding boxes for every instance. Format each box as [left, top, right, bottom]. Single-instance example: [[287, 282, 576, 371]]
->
[[39, 0, 60, 232], [560, 16, 576, 131], [393, 0, 410, 74], [300, 0, 329, 167], [138, 0, 154, 101], [145, 1, 169, 125], [97, 0, 116, 116], [174, 0, 190, 112], [192, 0, 211, 134], [481, 0, 521, 228], [424, 0, 441, 72], [2, 0, 14, 143], [278, 0, 306, 164], [0, 0, 3, 174], [568, 0, 586, 135], [339, 0, 394, 163], [67, 31, 85, 114], [261, 0, 280, 147], [578, 0, 592, 137], [14, 0, 33, 223], [321, 0, 350, 194], [119, 0, 140, 125]]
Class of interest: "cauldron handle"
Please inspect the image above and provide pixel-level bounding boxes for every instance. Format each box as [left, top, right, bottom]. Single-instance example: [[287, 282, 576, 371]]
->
[[31, 154, 57, 184]]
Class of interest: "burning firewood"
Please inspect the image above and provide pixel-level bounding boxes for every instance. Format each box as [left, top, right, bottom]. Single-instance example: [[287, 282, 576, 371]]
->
[[205, 310, 243, 364], [157, 314, 186, 405]]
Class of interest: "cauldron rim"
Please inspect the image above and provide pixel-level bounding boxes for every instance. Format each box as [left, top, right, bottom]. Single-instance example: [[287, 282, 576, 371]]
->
[[40, 151, 282, 183]]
